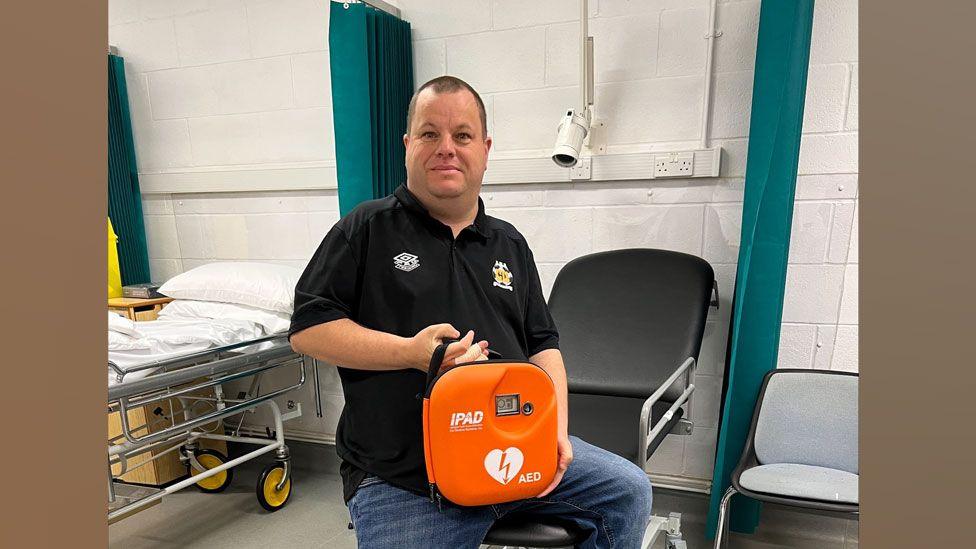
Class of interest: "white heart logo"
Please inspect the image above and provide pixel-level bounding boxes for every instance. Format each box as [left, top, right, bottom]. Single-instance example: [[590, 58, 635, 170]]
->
[[484, 447, 524, 485]]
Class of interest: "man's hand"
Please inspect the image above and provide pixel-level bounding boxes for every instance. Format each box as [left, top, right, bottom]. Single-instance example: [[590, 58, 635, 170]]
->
[[527, 349, 572, 498], [537, 435, 573, 498], [409, 324, 488, 372]]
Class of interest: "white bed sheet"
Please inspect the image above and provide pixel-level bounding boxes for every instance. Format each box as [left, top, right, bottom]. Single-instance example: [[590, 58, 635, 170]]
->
[[108, 317, 267, 387]]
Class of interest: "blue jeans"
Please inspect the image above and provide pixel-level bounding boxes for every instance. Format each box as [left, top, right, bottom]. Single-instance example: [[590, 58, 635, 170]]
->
[[347, 436, 653, 548]]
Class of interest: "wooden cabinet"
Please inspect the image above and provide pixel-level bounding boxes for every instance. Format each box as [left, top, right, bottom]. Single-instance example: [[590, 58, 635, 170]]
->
[[109, 298, 228, 486]]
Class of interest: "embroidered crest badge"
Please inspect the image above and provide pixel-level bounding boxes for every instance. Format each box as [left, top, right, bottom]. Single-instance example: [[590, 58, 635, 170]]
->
[[394, 252, 420, 272], [492, 261, 514, 291]]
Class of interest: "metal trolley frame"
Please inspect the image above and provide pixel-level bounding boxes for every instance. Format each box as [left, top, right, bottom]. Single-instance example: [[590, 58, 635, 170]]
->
[[107, 334, 319, 523]]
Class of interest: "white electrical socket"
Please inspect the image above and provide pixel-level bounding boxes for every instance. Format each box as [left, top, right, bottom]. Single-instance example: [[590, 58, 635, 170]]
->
[[570, 157, 592, 180], [653, 152, 695, 178]]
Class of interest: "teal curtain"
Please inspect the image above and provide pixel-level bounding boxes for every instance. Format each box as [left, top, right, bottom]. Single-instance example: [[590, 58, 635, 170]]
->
[[706, 0, 816, 537], [108, 54, 150, 285], [330, 1, 414, 216]]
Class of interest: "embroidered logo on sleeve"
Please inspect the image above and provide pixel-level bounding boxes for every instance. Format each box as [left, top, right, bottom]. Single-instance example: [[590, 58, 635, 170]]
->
[[492, 261, 514, 291], [394, 252, 420, 272]]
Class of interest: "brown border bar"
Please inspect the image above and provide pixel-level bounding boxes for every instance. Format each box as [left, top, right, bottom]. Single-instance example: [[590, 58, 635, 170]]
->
[[862, 1, 976, 547], [0, 1, 107, 547]]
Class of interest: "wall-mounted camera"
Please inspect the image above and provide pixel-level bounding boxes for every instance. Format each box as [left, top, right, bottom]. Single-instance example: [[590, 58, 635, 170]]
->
[[552, 109, 591, 168], [551, 0, 596, 169]]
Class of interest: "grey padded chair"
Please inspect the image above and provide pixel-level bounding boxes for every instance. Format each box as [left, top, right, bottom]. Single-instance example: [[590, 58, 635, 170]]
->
[[713, 369, 859, 549], [484, 249, 716, 549]]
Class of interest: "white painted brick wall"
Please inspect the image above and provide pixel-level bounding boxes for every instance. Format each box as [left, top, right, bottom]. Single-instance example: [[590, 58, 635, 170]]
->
[[490, 208, 594, 262], [491, 0, 597, 31], [697, 322, 730, 377], [846, 64, 859, 130], [795, 174, 858, 200], [838, 264, 858, 325], [783, 265, 847, 324], [482, 186, 545, 208], [598, 0, 707, 18], [110, 19, 180, 71], [789, 202, 833, 264], [798, 132, 858, 174], [831, 326, 858, 372], [544, 22, 582, 88], [115, 0, 858, 486], [713, 0, 760, 73], [592, 205, 705, 256], [589, 15, 661, 83], [246, 0, 329, 58], [658, 8, 708, 77], [292, 51, 333, 108], [541, 13, 665, 87], [703, 203, 742, 264], [110, 0, 336, 176], [828, 202, 857, 263], [777, 324, 818, 369], [803, 64, 851, 133], [412, 39, 446, 87], [186, 114, 263, 165], [174, 6, 252, 66], [149, 57, 295, 119], [813, 325, 838, 370], [143, 215, 181, 259], [809, 0, 859, 65], [492, 87, 579, 152], [446, 28, 547, 93], [596, 78, 703, 143], [398, 0, 491, 40], [258, 108, 335, 162], [709, 71, 753, 139]]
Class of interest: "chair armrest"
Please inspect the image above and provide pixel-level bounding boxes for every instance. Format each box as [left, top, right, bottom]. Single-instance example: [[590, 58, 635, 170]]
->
[[638, 357, 696, 468]]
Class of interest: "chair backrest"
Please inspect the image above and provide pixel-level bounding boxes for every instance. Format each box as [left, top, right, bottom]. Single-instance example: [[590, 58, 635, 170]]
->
[[547, 249, 714, 400], [753, 370, 859, 474]]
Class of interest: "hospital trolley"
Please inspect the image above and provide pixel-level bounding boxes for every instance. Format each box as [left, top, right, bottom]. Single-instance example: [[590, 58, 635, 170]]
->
[[107, 334, 322, 523]]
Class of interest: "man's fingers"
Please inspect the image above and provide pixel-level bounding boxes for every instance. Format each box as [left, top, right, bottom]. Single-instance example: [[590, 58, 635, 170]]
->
[[436, 333, 490, 370], [451, 330, 475, 351], [537, 439, 573, 498], [445, 344, 483, 368], [536, 469, 565, 498], [442, 330, 475, 360], [457, 344, 484, 363], [430, 323, 460, 340]]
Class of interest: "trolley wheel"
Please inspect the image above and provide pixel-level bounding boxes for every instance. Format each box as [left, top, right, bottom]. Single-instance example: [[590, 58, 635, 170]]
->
[[256, 462, 292, 512], [190, 449, 233, 493]]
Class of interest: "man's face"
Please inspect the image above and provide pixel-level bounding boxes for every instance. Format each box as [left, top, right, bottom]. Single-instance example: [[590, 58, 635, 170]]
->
[[403, 89, 492, 203]]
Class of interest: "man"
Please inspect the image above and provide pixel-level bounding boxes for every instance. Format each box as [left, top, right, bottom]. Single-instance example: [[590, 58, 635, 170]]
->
[[290, 76, 652, 548]]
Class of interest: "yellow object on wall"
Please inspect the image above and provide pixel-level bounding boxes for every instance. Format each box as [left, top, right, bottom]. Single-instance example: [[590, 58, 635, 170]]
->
[[108, 217, 123, 298]]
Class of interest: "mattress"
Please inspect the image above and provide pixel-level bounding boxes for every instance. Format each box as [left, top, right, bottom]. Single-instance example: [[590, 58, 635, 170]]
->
[[108, 316, 268, 387]]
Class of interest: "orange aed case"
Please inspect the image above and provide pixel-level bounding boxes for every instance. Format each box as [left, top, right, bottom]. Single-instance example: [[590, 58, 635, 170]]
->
[[422, 341, 558, 507]]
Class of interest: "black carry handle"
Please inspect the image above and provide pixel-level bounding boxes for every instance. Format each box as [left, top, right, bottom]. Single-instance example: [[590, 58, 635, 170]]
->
[[424, 338, 505, 394], [424, 339, 457, 393]]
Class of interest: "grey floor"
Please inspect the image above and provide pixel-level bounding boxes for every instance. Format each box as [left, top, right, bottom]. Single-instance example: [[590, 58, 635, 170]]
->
[[109, 441, 858, 548]]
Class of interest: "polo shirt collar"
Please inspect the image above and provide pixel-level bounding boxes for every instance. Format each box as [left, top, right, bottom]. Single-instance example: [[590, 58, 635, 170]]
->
[[394, 183, 489, 240]]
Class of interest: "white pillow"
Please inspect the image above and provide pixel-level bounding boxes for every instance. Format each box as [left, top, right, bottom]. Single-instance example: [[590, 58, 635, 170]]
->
[[159, 262, 300, 314], [158, 299, 292, 334]]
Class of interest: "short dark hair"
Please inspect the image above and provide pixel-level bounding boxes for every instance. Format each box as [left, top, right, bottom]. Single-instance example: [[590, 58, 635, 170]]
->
[[405, 75, 488, 140]]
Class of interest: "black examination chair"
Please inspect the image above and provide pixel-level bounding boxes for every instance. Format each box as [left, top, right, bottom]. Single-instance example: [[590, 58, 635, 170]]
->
[[483, 248, 717, 549]]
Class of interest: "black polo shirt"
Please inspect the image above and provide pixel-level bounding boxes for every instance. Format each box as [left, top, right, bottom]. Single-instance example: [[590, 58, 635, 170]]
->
[[289, 184, 559, 502]]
